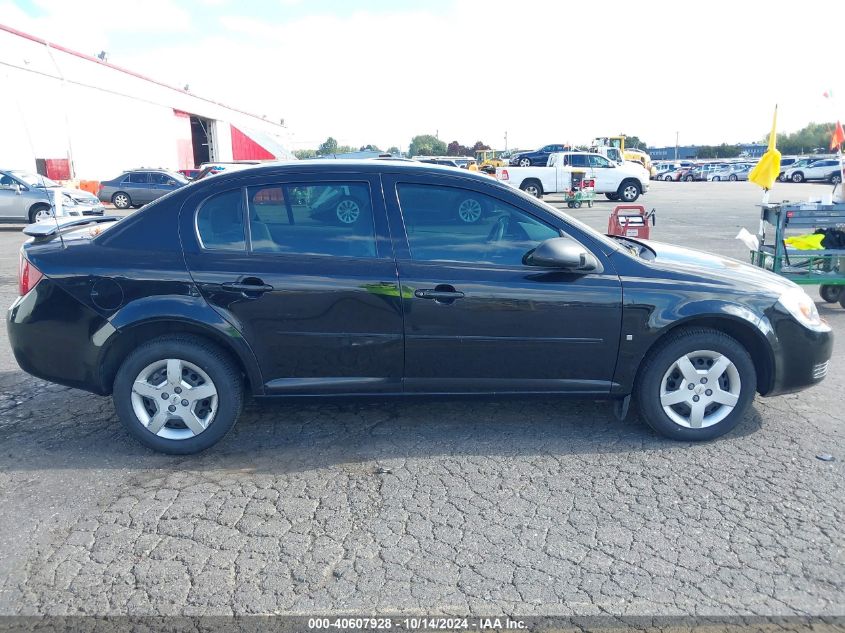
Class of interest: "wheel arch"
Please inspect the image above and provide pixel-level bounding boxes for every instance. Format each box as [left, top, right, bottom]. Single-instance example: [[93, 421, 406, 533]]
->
[[99, 317, 263, 397], [634, 315, 774, 396]]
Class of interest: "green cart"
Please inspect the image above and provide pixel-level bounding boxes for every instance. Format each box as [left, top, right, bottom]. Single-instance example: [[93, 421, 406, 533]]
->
[[750, 202, 845, 306]]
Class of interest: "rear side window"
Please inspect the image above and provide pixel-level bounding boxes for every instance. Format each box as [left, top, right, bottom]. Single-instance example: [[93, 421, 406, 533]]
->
[[128, 172, 150, 183], [196, 189, 245, 251], [246, 182, 376, 258]]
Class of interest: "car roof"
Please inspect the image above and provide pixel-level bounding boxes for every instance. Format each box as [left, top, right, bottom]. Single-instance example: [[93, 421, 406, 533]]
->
[[189, 159, 502, 187]]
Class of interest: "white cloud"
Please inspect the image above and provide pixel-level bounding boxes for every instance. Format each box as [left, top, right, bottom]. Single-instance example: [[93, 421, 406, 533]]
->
[[6, 0, 845, 152]]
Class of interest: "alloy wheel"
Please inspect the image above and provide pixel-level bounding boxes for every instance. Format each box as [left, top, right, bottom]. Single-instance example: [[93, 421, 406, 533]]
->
[[621, 184, 639, 201], [659, 350, 741, 429], [518, 158, 531, 167], [34, 208, 54, 222], [113, 193, 130, 208], [335, 199, 361, 224], [457, 198, 482, 223], [130, 358, 218, 440]]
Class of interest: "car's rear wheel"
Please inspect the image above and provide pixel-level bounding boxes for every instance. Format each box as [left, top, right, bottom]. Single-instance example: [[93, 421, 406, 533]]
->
[[685, 175, 694, 182], [113, 336, 243, 454], [28, 204, 53, 224], [831, 173, 842, 185], [335, 197, 361, 224], [520, 180, 543, 198], [635, 328, 756, 441], [518, 158, 531, 167], [729, 174, 738, 182], [791, 172, 804, 183], [456, 197, 483, 223], [112, 192, 132, 209], [712, 176, 720, 182], [617, 180, 641, 202]]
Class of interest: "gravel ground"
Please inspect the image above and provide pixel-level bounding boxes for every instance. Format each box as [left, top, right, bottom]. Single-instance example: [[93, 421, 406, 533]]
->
[[0, 181, 842, 617]]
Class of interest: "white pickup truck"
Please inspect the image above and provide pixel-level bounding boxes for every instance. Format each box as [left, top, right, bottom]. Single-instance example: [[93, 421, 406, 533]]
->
[[495, 151, 650, 202]]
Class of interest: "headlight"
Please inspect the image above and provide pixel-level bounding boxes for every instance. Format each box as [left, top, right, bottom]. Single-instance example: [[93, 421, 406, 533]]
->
[[62, 193, 77, 206], [777, 288, 828, 331]]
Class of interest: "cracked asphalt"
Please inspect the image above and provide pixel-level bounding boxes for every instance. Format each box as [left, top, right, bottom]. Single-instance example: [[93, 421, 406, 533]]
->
[[0, 182, 842, 617]]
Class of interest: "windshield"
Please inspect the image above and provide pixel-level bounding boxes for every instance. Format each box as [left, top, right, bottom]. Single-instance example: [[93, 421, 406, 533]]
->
[[10, 171, 60, 188]]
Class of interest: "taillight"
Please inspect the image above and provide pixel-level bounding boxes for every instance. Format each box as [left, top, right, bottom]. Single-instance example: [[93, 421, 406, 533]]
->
[[500, 169, 509, 180], [18, 253, 44, 296]]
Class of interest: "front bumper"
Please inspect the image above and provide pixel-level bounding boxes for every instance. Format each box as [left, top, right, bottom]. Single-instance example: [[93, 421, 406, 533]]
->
[[764, 309, 834, 396]]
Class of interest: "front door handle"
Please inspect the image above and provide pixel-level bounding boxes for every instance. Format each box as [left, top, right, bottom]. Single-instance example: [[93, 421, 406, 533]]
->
[[414, 284, 465, 302]]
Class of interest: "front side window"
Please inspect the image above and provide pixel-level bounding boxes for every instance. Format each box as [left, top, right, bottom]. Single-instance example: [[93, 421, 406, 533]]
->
[[590, 155, 612, 168], [396, 183, 560, 266], [247, 182, 376, 258], [570, 155, 590, 168], [196, 189, 245, 251]]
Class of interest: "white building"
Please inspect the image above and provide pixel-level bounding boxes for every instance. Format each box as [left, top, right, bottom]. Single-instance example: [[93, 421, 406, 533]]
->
[[0, 23, 295, 182]]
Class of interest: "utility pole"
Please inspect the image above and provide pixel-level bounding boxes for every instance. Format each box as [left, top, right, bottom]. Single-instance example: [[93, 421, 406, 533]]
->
[[675, 131, 679, 161], [504, 131, 508, 151]]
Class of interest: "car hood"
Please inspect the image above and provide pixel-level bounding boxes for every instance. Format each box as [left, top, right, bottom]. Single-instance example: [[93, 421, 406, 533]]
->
[[633, 239, 797, 295]]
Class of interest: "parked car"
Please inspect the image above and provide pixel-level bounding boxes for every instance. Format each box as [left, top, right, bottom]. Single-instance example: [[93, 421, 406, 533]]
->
[[0, 169, 104, 223], [688, 163, 727, 181], [661, 167, 687, 181], [497, 152, 650, 202], [98, 169, 189, 209], [8, 161, 832, 453], [708, 164, 753, 181], [784, 159, 842, 183], [508, 144, 570, 167]]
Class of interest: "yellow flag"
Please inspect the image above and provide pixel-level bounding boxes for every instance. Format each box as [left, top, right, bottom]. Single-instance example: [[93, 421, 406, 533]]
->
[[748, 106, 781, 190]]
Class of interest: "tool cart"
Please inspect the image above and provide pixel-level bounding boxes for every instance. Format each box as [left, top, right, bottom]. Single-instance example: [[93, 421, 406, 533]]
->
[[750, 201, 845, 306]]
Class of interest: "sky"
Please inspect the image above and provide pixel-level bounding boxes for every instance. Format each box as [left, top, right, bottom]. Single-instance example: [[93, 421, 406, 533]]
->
[[3, 0, 845, 153]]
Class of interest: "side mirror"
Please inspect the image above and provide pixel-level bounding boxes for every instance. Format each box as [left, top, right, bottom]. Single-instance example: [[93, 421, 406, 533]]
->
[[524, 236, 600, 272], [13, 183, 22, 194]]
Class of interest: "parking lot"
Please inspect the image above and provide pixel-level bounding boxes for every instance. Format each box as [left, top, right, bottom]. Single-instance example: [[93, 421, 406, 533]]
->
[[0, 181, 842, 617]]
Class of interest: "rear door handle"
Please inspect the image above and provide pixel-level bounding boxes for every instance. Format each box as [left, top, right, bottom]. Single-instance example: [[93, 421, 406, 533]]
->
[[221, 280, 274, 294]]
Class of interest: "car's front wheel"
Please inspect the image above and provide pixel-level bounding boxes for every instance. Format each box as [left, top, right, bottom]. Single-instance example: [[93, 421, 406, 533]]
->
[[636, 328, 756, 441], [28, 204, 53, 224], [617, 180, 641, 202], [791, 172, 804, 183], [831, 173, 842, 185], [113, 336, 243, 454], [729, 174, 738, 182], [605, 193, 619, 201]]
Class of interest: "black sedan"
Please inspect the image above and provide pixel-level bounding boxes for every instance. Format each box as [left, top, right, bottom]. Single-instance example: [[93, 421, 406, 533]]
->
[[8, 160, 833, 453]]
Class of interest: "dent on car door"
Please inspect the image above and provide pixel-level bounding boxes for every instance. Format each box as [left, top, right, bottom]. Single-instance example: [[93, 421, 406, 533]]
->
[[181, 176, 404, 395], [384, 176, 623, 394]]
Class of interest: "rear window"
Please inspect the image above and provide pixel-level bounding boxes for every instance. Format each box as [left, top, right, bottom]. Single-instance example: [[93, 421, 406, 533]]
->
[[196, 189, 245, 251]]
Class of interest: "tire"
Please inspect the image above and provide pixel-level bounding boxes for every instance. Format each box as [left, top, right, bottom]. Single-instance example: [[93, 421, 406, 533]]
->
[[617, 180, 641, 203], [820, 285, 843, 303], [830, 173, 842, 185], [112, 192, 132, 209], [574, 201, 582, 209], [791, 172, 804, 183], [520, 180, 543, 198], [685, 175, 694, 182], [518, 158, 531, 167], [335, 196, 361, 224], [112, 335, 243, 454], [456, 197, 483, 223], [605, 193, 619, 201], [635, 328, 756, 441], [28, 204, 53, 224], [729, 174, 738, 182], [712, 176, 720, 182]]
